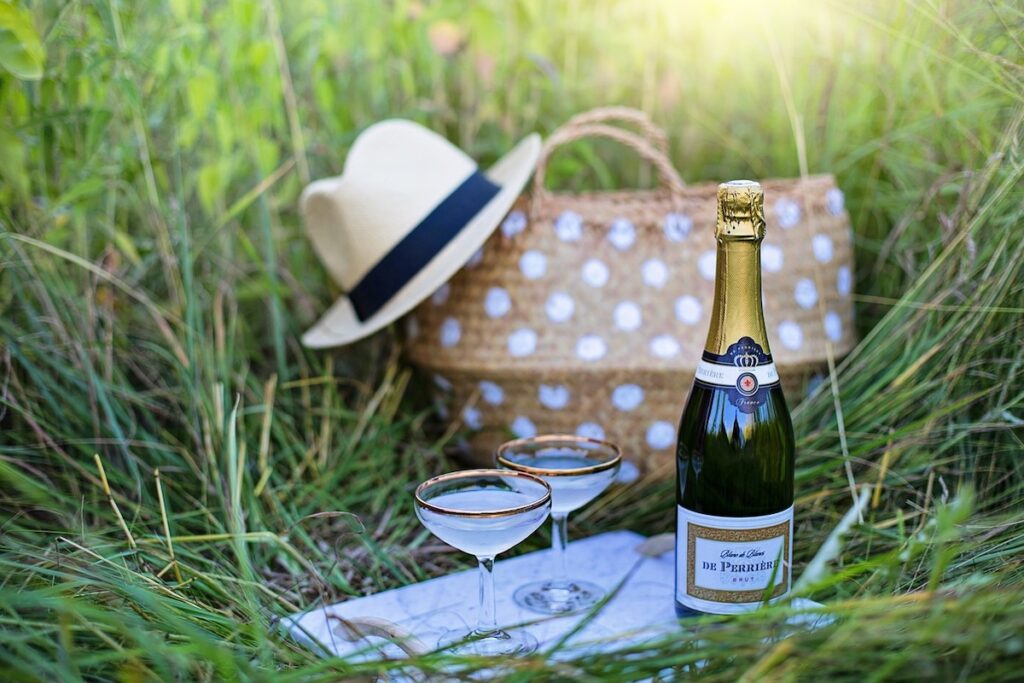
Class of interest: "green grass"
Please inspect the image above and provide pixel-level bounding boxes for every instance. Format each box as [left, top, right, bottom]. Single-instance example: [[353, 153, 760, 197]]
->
[[1, 0, 1023, 679]]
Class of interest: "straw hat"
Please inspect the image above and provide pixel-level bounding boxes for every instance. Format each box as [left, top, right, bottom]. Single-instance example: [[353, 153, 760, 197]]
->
[[300, 120, 542, 347]]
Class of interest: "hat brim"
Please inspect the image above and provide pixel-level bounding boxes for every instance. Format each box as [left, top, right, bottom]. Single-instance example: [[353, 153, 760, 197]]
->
[[301, 132, 542, 348]]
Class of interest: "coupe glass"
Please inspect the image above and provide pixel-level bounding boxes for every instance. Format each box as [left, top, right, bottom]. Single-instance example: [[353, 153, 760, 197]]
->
[[414, 469, 551, 656], [496, 434, 622, 614]]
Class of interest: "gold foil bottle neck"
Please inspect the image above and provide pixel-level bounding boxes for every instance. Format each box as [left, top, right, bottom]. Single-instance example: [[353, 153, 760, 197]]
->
[[716, 180, 765, 241]]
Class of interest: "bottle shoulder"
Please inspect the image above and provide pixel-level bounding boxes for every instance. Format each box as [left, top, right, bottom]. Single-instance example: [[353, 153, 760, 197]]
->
[[676, 383, 795, 516], [679, 383, 794, 444]]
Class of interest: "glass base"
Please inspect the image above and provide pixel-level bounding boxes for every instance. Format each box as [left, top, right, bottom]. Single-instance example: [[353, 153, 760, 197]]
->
[[514, 579, 606, 614], [437, 628, 538, 656]]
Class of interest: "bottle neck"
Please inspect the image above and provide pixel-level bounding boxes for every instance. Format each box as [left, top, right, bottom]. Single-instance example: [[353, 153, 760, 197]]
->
[[704, 239, 770, 356]]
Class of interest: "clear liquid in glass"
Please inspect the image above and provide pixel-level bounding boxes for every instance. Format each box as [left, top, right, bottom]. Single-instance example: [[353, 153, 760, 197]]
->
[[417, 489, 550, 557], [509, 452, 619, 514]]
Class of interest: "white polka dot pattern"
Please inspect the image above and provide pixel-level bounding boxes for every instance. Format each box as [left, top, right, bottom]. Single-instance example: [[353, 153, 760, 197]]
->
[[698, 250, 716, 281], [778, 321, 804, 350], [511, 415, 537, 438], [837, 266, 852, 296], [674, 296, 702, 325], [576, 422, 605, 441], [415, 189, 852, 455], [581, 259, 610, 288], [608, 218, 636, 251], [646, 421, 675, 450], [641, 259, 668, 288], [554, 211, 583, 242], [812, 234, 833, 263], [462, 406, 482, 430], [762, 243, 783, 273], [650, 334, 681, 359], [826, 188, 845, 215], [538, 384, 570, 410], [466, 247, 484, 268], [440, 318, 460, 347], [664, 212, 693, 241], [501, 210, 527, 238], [545, 291, 575, 323], [519, 250, 547, 279], [613, 301, 642, 331], [775, 198, 801, 229], [484, 287, 511, 318], [508, 328, 538, 357], [612, 384, 644, 412], [576, 335, 607, 362], [794, 278, 818, 309], [478, 380, 504, 405], [431, 283, 451, 306], [616, 460, 640, 484], [824, 311, 842, 342]]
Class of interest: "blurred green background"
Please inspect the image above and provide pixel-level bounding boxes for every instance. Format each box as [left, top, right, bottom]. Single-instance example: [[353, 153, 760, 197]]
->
[[1, 0, 1022, 680], [3, 0, 1016, 340]]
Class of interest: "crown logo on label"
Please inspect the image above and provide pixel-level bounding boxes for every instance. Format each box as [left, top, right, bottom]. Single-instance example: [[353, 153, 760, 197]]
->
[[734, 353, 759, 368]]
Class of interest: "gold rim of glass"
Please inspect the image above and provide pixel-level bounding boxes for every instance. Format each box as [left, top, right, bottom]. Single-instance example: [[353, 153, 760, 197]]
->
[[495, 434, 623, 477], [414, 468, 552, 518]]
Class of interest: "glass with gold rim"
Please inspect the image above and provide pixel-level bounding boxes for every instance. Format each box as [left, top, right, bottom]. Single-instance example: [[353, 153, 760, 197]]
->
[[414, 469, 551, 655], [496, 435, 622, 614]]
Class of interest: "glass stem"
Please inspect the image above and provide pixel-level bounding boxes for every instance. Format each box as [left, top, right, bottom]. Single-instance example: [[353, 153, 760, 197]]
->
[[474, 556, 498, 636], [550, 513, 570, 588]]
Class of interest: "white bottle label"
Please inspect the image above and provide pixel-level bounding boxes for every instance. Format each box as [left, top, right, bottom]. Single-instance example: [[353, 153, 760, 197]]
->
[[695, 360, 779, 388], [676, 505, 793, 614]]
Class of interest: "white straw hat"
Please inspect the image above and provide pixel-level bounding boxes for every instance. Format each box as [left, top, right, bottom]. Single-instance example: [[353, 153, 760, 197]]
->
[[300, 120, 541, 347]]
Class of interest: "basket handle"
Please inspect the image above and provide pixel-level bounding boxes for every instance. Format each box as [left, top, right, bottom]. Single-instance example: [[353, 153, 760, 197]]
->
[[532, 121, 685, 205], [557, 106, 670, 153]]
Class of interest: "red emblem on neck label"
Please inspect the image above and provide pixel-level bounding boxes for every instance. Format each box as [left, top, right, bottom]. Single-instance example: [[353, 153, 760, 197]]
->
[[736, 372, 759, 396]]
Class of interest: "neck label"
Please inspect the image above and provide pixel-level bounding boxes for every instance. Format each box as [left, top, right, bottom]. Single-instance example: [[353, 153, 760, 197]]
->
[[695, 337, 779, 413]]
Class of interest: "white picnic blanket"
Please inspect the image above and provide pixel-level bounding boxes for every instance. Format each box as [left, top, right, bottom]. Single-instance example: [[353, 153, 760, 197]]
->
[[285, 530, 826, 662]]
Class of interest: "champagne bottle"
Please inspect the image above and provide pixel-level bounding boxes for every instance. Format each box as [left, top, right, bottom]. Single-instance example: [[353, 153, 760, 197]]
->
[[675, 180, 796, 616]]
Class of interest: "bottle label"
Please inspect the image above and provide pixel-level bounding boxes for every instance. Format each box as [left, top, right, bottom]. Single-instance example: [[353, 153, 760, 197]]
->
[[695, 336, 779, 414], [676, 505, 793, 614]]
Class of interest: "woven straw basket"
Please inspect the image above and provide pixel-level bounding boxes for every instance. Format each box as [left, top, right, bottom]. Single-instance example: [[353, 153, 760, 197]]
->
[[403, 108, 854, 475]]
